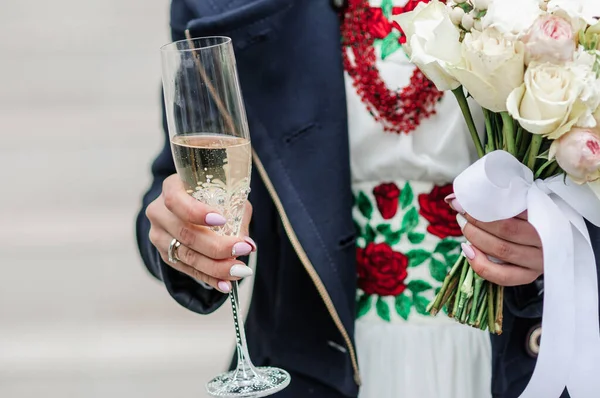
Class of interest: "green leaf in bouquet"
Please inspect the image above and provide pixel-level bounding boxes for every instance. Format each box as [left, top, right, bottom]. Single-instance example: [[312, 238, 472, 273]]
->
[[364, 224, 376, 243], [381, 0, 393, 18], [356, 192, 373, 219], [376, 224, 392, 235], [413, 294, 430, 316], [407, 249, 430, 267], [399, 181, 414, 210], [407, 280, 432, 294], [395, 293, 412, 320], [385, 230, 402, 246], [401, 207, 419, 233], [356, 294, 372, 319], [407, 231, 425, 244], [381, 32, 402, 60], [434, 239, 462, 255], [376, 296, 391, 322], [429, 256, 448, 282]]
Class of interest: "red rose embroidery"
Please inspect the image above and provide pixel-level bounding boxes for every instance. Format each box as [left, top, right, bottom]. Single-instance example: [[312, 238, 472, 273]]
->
[[368, 8, 392, 39], [373, 182, 401, 219], [418, 184, 462, 239], [357, 242, 409, 296]]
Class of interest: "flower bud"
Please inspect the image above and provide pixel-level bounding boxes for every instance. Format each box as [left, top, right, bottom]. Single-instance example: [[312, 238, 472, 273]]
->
[[472, 0, 490, 10], [450, 6, 466, 25], [462, 12, 475, 30], [551, 127, 600, 183]]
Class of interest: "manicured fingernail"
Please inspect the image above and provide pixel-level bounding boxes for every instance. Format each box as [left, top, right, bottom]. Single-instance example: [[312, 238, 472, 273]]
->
[[462, 243, 476, 260], [232, 241, 252, 257], [444, 193, 456, 204], [456, 214, 468, 230], [450, 199, 465, 214], [218, 281, 231, 293], [230, 264, 253, 278], [244, 236, 257, 251], [205, 213, 227, 226]]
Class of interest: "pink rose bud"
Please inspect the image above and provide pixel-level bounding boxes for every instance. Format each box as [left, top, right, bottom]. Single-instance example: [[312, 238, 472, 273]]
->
[[523, 15, 575, 65], [552, 127, 600, 183]]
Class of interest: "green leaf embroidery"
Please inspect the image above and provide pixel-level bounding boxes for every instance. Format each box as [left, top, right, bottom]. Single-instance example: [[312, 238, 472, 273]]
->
[[429, 256, 448, 282], [407, 280, 433, 294], [408, 231, 425, 244], [381, 31, 402, 60], [401, 207, 419, 233], [356, 294, 372, 319], [399, 181, 414, 210], [434, 239, 462, 255], [407, 249, 431, 267], [395, 293, 412, 320], [364, 224, 376, 243], [357, 192, 373, 219], [376, 296, 391, 322], [353, 220, 362, 237], [385, 231, 402, 246], [381, 0, 393, 19], [376, 224, 392, 235], [445, 253, 460, 268], [413, 294, 430, 315]]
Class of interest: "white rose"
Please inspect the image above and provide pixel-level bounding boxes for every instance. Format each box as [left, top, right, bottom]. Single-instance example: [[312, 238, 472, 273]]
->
[[506, 62, 587, 138], [482, 0, 542, 37], [547, 0, 597, 31], [451, 28, 525, 112], [393, 0, 462, 91], [571, 53, 600, 128]]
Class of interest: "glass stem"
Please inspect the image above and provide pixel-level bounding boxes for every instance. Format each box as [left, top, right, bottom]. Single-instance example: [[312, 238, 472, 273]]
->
[[229, 280, 259, 380]]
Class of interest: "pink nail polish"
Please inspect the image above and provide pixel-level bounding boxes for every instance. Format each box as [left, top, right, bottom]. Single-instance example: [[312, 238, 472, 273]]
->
[[218, 281, 231, 293], [444, 193, 456, 204], [205, 213, 227, 226], [462, 243, 476, 260], [232, 241, 252, 257], [244, 236, 257, 251], [451, 199, 466, 214]]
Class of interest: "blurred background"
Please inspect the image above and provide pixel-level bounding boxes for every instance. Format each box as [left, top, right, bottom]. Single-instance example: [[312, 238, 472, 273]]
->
[[0, 1, 251, 396]]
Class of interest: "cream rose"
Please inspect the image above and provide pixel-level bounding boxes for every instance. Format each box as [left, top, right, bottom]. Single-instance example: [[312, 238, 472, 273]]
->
[[451, 28, 525, 112], [507, 62, 587, 138], [393, 0, 462, 91], [522, 15, 576, 65], [549, 127, 600, 183], [482, 0, 542, 37]]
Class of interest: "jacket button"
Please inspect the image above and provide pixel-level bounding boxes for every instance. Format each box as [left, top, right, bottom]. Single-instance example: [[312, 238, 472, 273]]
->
[[331, 0, 348, 11], [526, 324, 542, 358]]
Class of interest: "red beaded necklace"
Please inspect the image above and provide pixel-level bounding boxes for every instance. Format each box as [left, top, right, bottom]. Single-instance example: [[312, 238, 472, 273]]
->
[[340, 0, 444, 134]]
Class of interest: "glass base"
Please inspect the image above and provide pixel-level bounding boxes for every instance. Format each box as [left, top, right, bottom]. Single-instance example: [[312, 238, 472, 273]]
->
[[206, 366, 291, 397]]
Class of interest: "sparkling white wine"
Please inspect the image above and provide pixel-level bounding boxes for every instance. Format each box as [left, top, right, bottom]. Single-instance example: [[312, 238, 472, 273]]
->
[[171, 134, 251, 236]]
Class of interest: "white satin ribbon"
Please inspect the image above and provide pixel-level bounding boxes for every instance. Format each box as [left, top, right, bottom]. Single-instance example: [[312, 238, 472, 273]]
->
[[453, 150, 600, 398]]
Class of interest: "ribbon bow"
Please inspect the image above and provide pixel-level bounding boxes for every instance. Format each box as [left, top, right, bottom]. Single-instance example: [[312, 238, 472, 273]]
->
[[454, 151, 600, 398]]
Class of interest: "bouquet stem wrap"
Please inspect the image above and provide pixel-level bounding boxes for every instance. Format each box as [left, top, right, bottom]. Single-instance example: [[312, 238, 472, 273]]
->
[[454, 151, 600, 397]]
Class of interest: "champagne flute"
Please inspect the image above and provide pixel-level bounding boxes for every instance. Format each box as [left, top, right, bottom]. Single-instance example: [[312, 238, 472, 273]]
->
[[160, 36, 291, 397]]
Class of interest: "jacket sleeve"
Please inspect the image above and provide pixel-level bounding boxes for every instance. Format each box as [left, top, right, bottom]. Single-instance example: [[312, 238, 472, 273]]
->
[[504, 221, 600, 319]]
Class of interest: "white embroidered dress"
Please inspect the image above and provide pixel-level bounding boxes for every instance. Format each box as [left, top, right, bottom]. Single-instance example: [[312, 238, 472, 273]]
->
[[344, 1, 492, 397]]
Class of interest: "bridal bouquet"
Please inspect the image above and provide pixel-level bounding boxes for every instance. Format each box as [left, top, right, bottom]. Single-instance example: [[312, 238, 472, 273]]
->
[[397, 2, 600, 396]]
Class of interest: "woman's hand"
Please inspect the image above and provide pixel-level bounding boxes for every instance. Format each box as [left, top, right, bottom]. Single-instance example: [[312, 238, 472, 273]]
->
[[146, 174, 255, 293], [447, 195, 543, 287]]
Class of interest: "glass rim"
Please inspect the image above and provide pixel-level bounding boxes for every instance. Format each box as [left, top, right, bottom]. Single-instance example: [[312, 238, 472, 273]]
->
[[160, 36, 232, 52]]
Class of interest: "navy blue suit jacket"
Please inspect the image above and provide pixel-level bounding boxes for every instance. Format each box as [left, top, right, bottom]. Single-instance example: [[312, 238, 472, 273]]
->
[[136, 1, 600, 397]]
